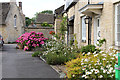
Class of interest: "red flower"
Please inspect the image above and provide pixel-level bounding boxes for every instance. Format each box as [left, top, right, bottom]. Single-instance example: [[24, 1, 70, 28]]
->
[[49, 31, 55, 35]]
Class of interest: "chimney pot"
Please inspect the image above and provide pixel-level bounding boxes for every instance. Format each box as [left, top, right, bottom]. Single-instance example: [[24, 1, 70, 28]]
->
[[19, 2, 22, 10]]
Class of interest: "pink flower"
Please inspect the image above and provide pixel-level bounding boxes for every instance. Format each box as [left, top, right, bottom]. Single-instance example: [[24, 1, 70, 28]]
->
[[37, 44, 39, 47], [40, 41, 44, 44]]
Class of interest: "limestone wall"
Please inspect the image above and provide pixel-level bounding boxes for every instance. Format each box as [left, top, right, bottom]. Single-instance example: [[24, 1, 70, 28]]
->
[[25, 27, 54, 39]]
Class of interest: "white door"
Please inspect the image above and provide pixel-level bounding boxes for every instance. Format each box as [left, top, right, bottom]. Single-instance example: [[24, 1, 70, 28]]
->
[[94, 18, 100, 45]]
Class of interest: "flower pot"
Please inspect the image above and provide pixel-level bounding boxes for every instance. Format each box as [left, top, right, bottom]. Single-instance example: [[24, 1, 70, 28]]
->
[[17, 44, 23, 49]]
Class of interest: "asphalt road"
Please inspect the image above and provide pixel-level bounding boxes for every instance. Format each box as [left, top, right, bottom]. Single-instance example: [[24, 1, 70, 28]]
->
[[2, 44, 59, 78]]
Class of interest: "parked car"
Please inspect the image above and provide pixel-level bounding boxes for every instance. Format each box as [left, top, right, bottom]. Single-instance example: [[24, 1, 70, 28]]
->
[[0, 35, 4, 48]]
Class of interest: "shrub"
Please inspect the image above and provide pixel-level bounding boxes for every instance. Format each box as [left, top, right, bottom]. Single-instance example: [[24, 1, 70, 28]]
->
[[32, 51, 41, 57], [41, 40, 79, 65], [80, 45, 99, 54], [46, 53, 67, 65], [65, 47, 117, 79], [41, 22, 53, 27], [16, 31, 48, 51]]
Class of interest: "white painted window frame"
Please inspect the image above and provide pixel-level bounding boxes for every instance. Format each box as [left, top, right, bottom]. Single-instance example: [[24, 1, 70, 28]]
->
[[82, 16, 86, 41], [115, 3, 120, 46]]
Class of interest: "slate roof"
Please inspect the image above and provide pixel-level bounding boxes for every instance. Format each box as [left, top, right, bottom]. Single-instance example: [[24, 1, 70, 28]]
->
[[55, 5, 64, 19], [36, 13, 54, 24], [0, 3, 10, 24]]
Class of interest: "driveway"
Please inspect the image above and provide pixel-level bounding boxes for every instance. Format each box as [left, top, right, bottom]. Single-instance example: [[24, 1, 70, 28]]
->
[[2, 44, 59, 78]]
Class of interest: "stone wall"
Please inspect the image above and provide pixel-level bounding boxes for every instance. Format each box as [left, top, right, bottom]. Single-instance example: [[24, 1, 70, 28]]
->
[[54, 19, 62, 34], [25, 27, 54, 39]]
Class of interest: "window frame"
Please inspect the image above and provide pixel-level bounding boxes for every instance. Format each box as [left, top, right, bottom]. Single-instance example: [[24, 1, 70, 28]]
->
[[115, 3, 120, 46], [81, 16, 87, 42], [14, 15, 17, 28]]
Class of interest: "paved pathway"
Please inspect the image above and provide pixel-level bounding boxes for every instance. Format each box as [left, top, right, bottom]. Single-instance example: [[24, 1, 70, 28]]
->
[[2, 44, 59, 78]]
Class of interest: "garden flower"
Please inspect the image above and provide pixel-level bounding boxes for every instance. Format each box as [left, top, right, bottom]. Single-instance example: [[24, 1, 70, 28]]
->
[[82, 75, 86, 78], [40, 41, 45, 44], [102, 58, 106, 60], [103, 69, 107, 73], [99, 75, 103, 78], [86, 72, 92, 75], [84, 59, 89, 62], [95, 69, 99, 74], [87, 52, 91, 55]]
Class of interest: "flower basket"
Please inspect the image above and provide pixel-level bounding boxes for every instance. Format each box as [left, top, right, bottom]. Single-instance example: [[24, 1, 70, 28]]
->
[[17, 44, 23, 49]]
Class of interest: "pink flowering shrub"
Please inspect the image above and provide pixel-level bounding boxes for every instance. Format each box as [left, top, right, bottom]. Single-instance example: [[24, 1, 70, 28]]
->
[[16, 31, 48, 51]]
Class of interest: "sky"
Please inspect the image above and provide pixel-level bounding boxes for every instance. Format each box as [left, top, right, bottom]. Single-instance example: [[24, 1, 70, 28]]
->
[[0, 0, 65, 18]]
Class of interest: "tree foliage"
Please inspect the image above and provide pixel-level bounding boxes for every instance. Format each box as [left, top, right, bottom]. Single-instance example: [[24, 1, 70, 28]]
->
[[25, 17, 35, 27], [41, 10, 53, 14]]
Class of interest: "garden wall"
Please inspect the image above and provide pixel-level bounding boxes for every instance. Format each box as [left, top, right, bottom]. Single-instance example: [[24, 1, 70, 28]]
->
[[25, 27, 54, 39]]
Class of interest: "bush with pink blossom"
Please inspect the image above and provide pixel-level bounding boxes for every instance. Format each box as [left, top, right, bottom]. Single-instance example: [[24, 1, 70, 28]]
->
[[16, 31, 48, 51]]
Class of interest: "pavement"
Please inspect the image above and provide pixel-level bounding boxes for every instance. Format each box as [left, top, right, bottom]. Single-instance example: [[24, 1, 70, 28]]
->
[[1, 44, 59, 78]]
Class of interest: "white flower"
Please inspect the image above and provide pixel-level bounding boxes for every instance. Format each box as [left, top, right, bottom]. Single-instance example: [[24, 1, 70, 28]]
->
[[107, 71, 110, 74], [81, 63, 84, 65], [113, 70, 115, 73], [95, 69, 99, 74], [99, 75, 103, 78], [101, 67, 104, 70], [109, 53, 113, 56], [110, 67, 113, 71], [102, 54, 106, 56], [85, 59, 89, 62], [103, 69, 107, 73], [87, 52, 91, 55], [85, 76, 88, 79], [111, 58, 114, 60], [72, 75, 75, 77], [100, 51, 104, 54], [103, 58, 106, 60], [86, 72, 92, 75], [93, 51, 97, 54], [82, 75, 86, 78], [94, 54, 98, 57], [91, 69, 94, 72]]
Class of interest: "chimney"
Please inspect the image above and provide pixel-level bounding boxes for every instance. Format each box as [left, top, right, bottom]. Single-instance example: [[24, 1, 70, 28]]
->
[[19, 2, 22, 10]]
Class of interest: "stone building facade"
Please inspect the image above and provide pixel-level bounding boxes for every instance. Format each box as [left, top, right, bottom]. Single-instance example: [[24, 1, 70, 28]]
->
[[0, 1, 25, 43], [63, 0, 120, 50]]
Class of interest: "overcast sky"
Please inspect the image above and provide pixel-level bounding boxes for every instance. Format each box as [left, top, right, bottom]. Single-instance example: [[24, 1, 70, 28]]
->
[[0, 0, 65, 18]]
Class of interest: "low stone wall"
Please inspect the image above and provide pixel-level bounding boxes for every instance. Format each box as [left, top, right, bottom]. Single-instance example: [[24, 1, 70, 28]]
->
[[25, 27, 54, 39]]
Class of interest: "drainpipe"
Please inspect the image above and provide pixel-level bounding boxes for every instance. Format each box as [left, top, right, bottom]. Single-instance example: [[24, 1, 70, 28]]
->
[[88, 0, 90, 4], [66, 13, 69, 45]]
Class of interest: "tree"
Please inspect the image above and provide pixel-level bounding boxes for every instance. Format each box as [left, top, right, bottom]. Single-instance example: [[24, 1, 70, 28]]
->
[[34, 10, 53, 19], [25, 17, 35, 27], [41, 10, 53, 14]]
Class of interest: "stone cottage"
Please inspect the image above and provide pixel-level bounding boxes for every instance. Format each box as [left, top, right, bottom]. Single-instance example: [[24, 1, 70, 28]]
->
[[0, 1, 25, 43], [61, 0, 120, 50]]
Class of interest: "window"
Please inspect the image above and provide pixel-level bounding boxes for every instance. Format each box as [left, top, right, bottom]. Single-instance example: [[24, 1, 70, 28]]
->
[[82, 16, 86, 41], [14, 15, 17, 27], [115, 3, 120, 46]]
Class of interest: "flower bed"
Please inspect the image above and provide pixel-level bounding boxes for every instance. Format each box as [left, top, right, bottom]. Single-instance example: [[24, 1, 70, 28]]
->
[[16, 31, 48, 51], [65, 47, 117, 79]]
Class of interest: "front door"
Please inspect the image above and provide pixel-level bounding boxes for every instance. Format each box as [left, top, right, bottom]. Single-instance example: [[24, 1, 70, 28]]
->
[[94, 18, 100, 45]]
